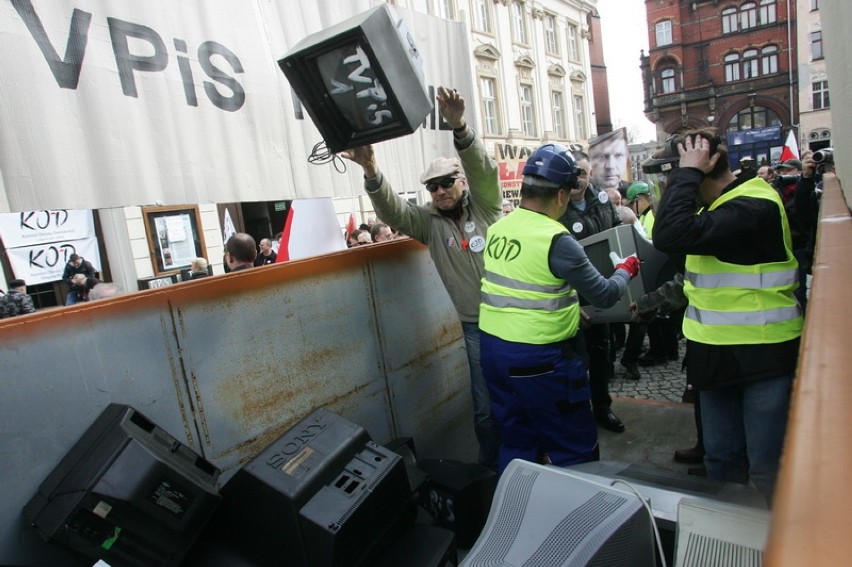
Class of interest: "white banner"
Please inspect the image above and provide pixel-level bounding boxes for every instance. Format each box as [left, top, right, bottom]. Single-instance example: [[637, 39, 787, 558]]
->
[[279, 198, 347, 261], [0, 1, 473, 212], [0, 209, 95, 247], [6, 236, 102, 285]]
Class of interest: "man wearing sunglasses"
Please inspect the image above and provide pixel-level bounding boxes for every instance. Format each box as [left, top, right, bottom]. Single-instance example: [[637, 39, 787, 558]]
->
[[341, 85, 502, 470]]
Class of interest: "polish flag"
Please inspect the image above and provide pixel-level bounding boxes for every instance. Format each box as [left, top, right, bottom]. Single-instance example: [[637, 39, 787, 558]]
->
[[346, 212, 356, 239], [780, 130, 799, 162]]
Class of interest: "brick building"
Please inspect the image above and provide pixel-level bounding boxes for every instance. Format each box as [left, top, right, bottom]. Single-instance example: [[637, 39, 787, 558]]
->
[[641, 0, 798, 168]]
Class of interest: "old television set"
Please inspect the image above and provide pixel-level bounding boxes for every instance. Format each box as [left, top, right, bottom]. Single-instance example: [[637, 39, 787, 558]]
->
[[207, 408, 412, 567], [23, 404, 221, 567], [278, 4, 433, 154], [462, 460, 655, 567], [578, 224, 670, 323]]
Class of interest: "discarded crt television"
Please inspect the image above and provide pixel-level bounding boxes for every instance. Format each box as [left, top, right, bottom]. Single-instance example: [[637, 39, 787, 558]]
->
[[278, 4, 433, 153], [210, 407, 411, 566], [23, 404, 221, 567]]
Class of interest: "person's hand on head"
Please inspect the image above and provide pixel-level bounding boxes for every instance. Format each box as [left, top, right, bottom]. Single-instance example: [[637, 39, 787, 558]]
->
[[677, 135, 720, 174], [436, 86, 465, 129], [339, 145, 378, 178]]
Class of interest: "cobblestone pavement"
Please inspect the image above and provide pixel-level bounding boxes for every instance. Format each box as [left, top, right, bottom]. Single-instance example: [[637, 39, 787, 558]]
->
[[608, 330, 688, 403]]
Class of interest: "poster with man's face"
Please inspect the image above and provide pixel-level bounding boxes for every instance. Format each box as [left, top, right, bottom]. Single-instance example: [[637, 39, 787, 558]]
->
[[589, 128, 630, 192]]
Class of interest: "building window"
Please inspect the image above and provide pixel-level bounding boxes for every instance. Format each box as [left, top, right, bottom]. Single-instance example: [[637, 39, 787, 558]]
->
[[811, 31, 823, 59], [511, 1, 528, 44], [813, 80, 830, 109], [567, 25, 580, 61], [573, 94, 586, 140], [519, 84, 536, 137], [811, 0, 819, 10], [551, 90, 565, 139], [722, 8, 738, 34], [655, 20, 672, 46], [660, 68, 676, 93], [433, 0, 454, 19], [742, 49, 759, 79], [725, 53, 741, 82], [761, 45, 778, 74], [479, 77, 500, 135], [759, 0, 777, 24], [728, 106, 781, 131], [740, 3, 757, 29], [544, 14, 559, 54], [472, 0, 492, 33]]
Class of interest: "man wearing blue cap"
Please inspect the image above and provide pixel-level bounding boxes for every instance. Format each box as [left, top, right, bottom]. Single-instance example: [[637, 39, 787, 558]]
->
[[478, 143, 640, 472]]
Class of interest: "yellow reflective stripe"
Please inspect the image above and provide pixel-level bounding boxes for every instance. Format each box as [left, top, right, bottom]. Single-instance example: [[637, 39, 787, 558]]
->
[[686, 269, 797, 289], [686, 304, 802, 325], [484, 270, 573, 294], [481, 291, 579, 311]]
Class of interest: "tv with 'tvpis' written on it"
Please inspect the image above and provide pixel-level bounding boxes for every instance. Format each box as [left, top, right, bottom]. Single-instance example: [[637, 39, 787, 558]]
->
[[278, 4, 433, 154]]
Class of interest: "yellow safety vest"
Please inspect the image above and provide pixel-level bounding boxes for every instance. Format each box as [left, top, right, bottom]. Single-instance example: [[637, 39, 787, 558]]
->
[[683, 178, 803, 345], [479, 208, 580, 344], [639, 208, 655, 239]]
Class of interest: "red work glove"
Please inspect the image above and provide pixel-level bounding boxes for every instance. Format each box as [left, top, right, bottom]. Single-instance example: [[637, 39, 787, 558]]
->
[[609, 252, 640, 279]]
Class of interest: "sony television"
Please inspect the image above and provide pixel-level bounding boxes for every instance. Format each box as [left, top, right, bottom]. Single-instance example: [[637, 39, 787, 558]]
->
[[208, 408, 412, 567], [578, 224, 670, 323], [461, 460, 655, 567], [22, 404, 221, 567], [278, 4, 433, 154]]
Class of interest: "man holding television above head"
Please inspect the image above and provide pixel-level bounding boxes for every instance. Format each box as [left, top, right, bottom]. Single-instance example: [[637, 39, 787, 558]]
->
[[648, 131, 802, 501], [478, 143, 640, 472], [341, 85, 502, 470]]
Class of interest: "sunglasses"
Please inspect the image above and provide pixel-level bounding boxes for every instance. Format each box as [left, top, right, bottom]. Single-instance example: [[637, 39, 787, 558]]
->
[[425, 177, 457, 193]]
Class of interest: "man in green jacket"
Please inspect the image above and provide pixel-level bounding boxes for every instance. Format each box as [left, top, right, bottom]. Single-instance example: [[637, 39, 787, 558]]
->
[[342, 86, 502, 469]]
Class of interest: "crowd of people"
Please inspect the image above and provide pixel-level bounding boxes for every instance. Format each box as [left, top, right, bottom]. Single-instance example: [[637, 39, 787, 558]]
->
[[3, 82, 816, 505]]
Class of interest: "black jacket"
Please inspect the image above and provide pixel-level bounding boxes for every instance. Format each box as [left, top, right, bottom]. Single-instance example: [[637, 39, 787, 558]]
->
[[62, 259, 98, 291], [558, 184, 621, 239], [653, 167, 800, 391]]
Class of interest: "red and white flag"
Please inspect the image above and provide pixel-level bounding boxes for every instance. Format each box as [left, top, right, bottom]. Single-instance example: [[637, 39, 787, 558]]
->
[[346, 212, 356, 239], [780, 130, 799, 162]]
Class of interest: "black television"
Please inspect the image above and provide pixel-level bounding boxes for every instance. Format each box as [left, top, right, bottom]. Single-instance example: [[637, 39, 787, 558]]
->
[[207, 407, 412, 567], [22, 404, 221, 567], [278, 4, 433, 153]]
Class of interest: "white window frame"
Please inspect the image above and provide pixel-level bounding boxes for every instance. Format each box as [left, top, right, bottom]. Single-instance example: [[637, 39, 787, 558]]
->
[[722, 8, 738, 33], [660, 68, 676, 93], [740, 3, 757, 30], [761, 45, 778, 75], [812, 80, 829, 110], [544, 14, 559, 55], [725, 53, 741, 82], [519, 83, 537, 137], [811, 31, 823, 59], [551, 90, 565, 139], [479, 76, 501, 135], [742, 49, 759, 79], [573, 94, 586, 140], [655, 20, 672, 46], [759, 0, 777, 24], [472, 0, 492, 33], [511, 1, 528, 45], [433, 0, 454, 20], [567, 24, 580, 61]]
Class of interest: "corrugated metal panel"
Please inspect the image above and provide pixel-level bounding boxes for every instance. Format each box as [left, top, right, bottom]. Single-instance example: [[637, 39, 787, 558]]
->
[[0, 241, 477, 565]]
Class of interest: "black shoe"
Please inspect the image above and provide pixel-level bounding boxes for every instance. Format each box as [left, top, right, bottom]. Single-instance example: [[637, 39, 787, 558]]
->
[[674, 446, 705, 464], [595, 410, 625, 433], [637, 354, 668, 367], [620, 359, 641, 380], [687, 466, 707, 477]]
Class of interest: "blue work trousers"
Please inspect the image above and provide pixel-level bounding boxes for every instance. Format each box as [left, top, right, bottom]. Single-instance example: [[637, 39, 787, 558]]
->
[[480, 331, 598, 473]]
